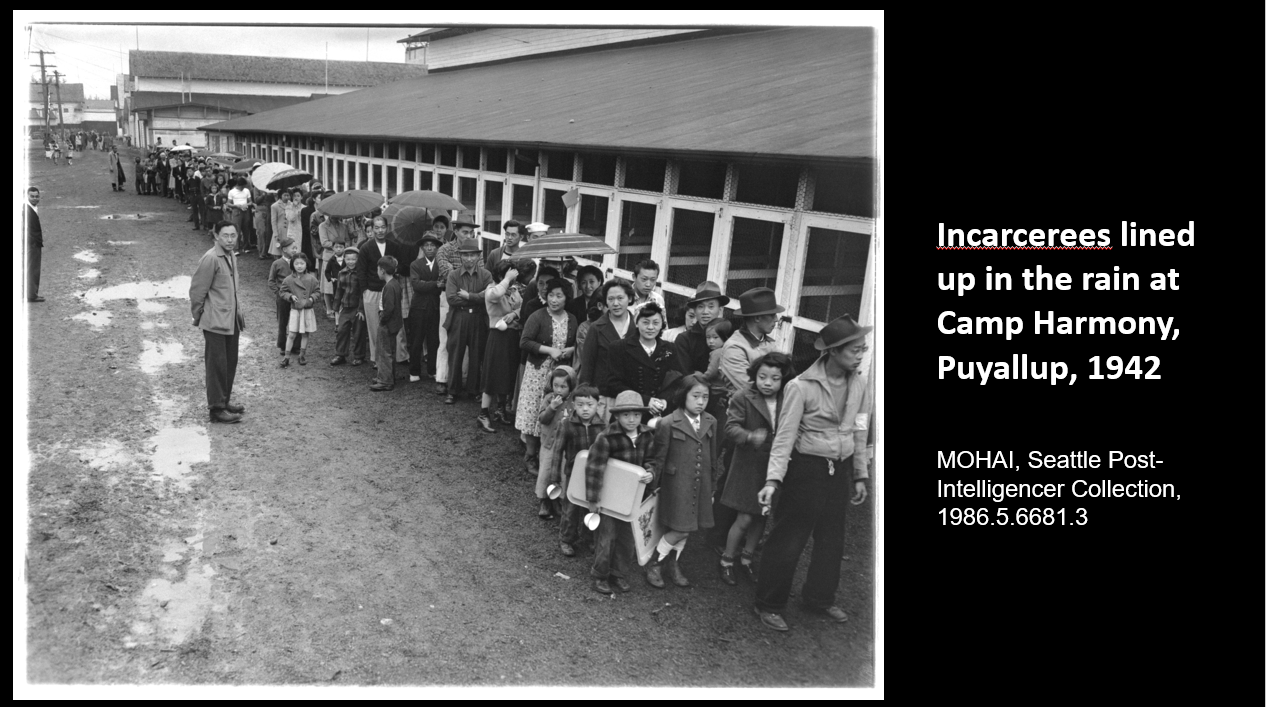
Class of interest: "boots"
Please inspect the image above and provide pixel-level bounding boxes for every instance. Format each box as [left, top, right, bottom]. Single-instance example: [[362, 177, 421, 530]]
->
[[644, 559, 665, 589], [664, 551, 691, 587]]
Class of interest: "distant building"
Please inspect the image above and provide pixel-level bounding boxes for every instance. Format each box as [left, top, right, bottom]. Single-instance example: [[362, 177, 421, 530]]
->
[[204, 28, 876, 370], [124, 50, 432, 148], [81, 99, 116, 136], [28, 82, 85, 136], [398, 27, 707, 71]]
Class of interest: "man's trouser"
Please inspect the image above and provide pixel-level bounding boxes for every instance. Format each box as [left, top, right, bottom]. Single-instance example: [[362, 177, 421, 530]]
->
[[203, 329, 240, 411]]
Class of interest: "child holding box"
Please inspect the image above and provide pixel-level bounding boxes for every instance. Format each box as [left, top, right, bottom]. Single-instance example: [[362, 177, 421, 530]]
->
[[585, 390, 657, 595]]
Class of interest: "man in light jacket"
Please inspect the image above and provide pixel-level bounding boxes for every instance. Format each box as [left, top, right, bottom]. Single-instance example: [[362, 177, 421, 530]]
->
[[190, 221, 248, 423]]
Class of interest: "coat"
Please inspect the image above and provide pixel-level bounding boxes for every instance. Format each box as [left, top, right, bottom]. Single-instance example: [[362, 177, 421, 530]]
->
[[26, 204, 42, 249], [606, 337, 685, 408], [408, 256, 443, 312], [649, 408, 720, 532], [357, 238, 407, 293], [189, 243, 245, 335], [578, 312, 634, 399], [520, 307, 578, 367], [379, 277, 404, 335], [721, 387, 782, 515]]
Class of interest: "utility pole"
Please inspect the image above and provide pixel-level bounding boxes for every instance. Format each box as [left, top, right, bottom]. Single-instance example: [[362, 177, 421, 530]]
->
[[53, 70, 65, 142], [30, 49, 54, 139]]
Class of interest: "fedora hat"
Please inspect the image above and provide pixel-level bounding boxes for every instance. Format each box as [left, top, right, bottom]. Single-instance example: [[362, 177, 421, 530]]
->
[[688, 280, 730, 307], [736, 287, 784, 317], [418, 233, 444, 247], [814, 314, 873, 351], [608, 390, 649, 413], [456, 238, 482, 254], [452, 215, 478, 229]]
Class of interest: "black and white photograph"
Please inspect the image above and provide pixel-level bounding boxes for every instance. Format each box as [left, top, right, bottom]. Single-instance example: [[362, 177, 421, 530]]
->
[[16, 11, 883, 696]]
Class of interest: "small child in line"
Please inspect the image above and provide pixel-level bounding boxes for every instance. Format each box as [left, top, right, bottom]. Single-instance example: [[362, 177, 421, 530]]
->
[[330, 247, 366, 366], [279, 253, 320, 367], [718, 351, 793, 586], [553, 384, 605, 558], [586, 390, 657, 595], [645, 373, 722, 589], [370, 255, 403, 391], [703, 318, 736, 424], [535, 365, 576, 520]]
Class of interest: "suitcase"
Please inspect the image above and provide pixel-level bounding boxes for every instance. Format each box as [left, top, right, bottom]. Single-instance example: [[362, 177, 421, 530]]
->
[[566, 450, 649, 522]]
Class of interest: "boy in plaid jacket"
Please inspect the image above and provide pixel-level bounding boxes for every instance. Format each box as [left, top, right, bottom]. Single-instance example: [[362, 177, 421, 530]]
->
[[331, 248, 368, 366], [554, 385, 606, 558], [585, 390, 658, 595]]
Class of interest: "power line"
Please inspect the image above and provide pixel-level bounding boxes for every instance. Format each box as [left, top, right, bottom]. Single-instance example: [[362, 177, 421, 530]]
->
[[37, 29, 127, 56]]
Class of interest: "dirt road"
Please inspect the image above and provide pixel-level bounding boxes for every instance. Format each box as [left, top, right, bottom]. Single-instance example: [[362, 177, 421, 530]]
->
[[23, 145, 875, 687]]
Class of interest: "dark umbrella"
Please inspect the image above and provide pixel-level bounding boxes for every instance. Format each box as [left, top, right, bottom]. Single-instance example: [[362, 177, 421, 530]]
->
[[389, 190, 466, 212], [387, 206, 433, 246], [316, 190, 385, 218], [513, 232, 616, 260], [230, 158, 262, 174], [265, 168, 312, 191]]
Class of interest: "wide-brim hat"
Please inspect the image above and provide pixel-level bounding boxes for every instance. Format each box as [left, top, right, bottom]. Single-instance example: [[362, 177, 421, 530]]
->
[[418, 233, 444, 247], [276, 236, 295, 249], [814, 314, 873, 351], [736, 287, 784, 317], [452, 215, 478, 229], [688, 280, 730, 307], [455, 238, 482, 254], [608, 390, 649, 413]]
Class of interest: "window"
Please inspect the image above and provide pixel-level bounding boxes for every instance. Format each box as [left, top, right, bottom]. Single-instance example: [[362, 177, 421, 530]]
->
[[386, 166, 397, 198], [511, 184, 533, 224], [439, 144, 456, 167], [542, 188, 567, 230], [512, 148, 537, 176], [336, 159, 344, 190], [388, 142, 399, 160], [358, 162, 368, 190], [372, 143, 384, 159], [617, 201, 656, 272], [417, 169, 433, 190], [439, 173, 453, 196], [372, 164, 382, 193], [460, 145, 480, 170], [666, 209, 714, 286], [485, 147, 507, 173], [544, 150, 574, 180], [798, 227, 869, 323], [359, 142, 368, 157], [812, 163, 873, 218], [484, 181, 503, 234], [663, 291, 691, 330], [580, 152, 617, 186], [326, 157, 333, 189], [402, 168, 414, 193], [735, 162, 799, 209], [790, 328, 825, 376], [458, 177, 477, 210], [404, 142, 416, 162], [623, 156, 666, 192], [418, 143, 436, 164], [677, 159, 727, 200], [578, 194, 608, 239], [726, 217, 783, 299]]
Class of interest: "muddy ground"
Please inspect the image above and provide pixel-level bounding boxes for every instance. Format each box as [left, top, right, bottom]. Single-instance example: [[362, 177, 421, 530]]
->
[[21, 144, 876, 690]]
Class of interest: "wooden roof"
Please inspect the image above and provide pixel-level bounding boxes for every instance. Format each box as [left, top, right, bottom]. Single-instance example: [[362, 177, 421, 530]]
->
[[130, 92, 312, 114], [203, 28, 874, 162], [129, 50, 432, 88]]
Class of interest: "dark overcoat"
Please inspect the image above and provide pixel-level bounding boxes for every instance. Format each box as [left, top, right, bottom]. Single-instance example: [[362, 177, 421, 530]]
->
[[649, 408, 721, 532], [720, 386, 782, 515]]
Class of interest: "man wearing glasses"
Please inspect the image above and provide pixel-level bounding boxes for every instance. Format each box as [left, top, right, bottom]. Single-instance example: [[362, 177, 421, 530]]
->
[[752, 314, 872, 633]]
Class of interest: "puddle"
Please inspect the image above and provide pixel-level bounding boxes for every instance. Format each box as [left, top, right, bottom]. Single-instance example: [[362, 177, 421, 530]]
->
[[161, 539, 188, 563], [78, 268, 101, 280], [72, 311, 112, 329], [76, 439, 134, 471], [100, 213, 160, 220], [139, 341, 186, 374], [107, 240, 137, 245], [126, 563, 218, 646], [148, 426, 208, 492], [137, 300, 168, 313], [73, 250, 100, 263], [81, 276, 190, 309]]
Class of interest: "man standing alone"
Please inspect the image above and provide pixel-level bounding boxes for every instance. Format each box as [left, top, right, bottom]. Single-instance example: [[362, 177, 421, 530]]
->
[[25, 186, 43, 303], [190, 222, 247, 423]]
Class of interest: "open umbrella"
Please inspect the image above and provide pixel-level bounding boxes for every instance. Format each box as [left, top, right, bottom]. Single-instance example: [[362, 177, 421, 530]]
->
[[266, 168, 313, 192], [316, 190, 385, 218], [389, 190, 466, 212], [387, 206, 433, 246], [168, 144, 194, 153], [512, 232, 616, 260], [231, 158, 262, 174], [249, 162, 294, 191]]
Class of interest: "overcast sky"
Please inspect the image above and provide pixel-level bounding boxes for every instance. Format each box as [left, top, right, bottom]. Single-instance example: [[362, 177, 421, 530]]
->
[[14, 11, 878, 99]]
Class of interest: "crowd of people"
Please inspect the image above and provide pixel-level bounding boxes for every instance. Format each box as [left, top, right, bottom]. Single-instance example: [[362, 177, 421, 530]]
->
[[182, 161, 874, 633], [40, 130, 115, 166]]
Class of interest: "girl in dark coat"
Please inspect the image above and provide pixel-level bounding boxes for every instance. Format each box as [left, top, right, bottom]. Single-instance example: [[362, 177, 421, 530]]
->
[[717, 351, 794, 586], [605, 302, 685, 423]]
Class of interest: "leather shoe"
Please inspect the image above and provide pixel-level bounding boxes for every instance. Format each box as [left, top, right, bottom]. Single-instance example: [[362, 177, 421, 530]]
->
[[719, 562, 737, 586], [329, 356, 347, 366], [223, 401, 245, 414], [370, 382, 395, 392], [28, 296, 45, 302], [434, 383, 447, 395], [739, 562, 758, 584], [537, 498, 555, 519], [444, 394, 456, 405], [210, 409, 242, 424], [593, 578, 614, 595], [611, 576, 631, 593], [807, 605, 849, 623], [664, 554, 691, 587], [477, 414, 496, 433], [559, 542, 576, 557], [644, 560, 665, 589], [754, 607, 789, 632]]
